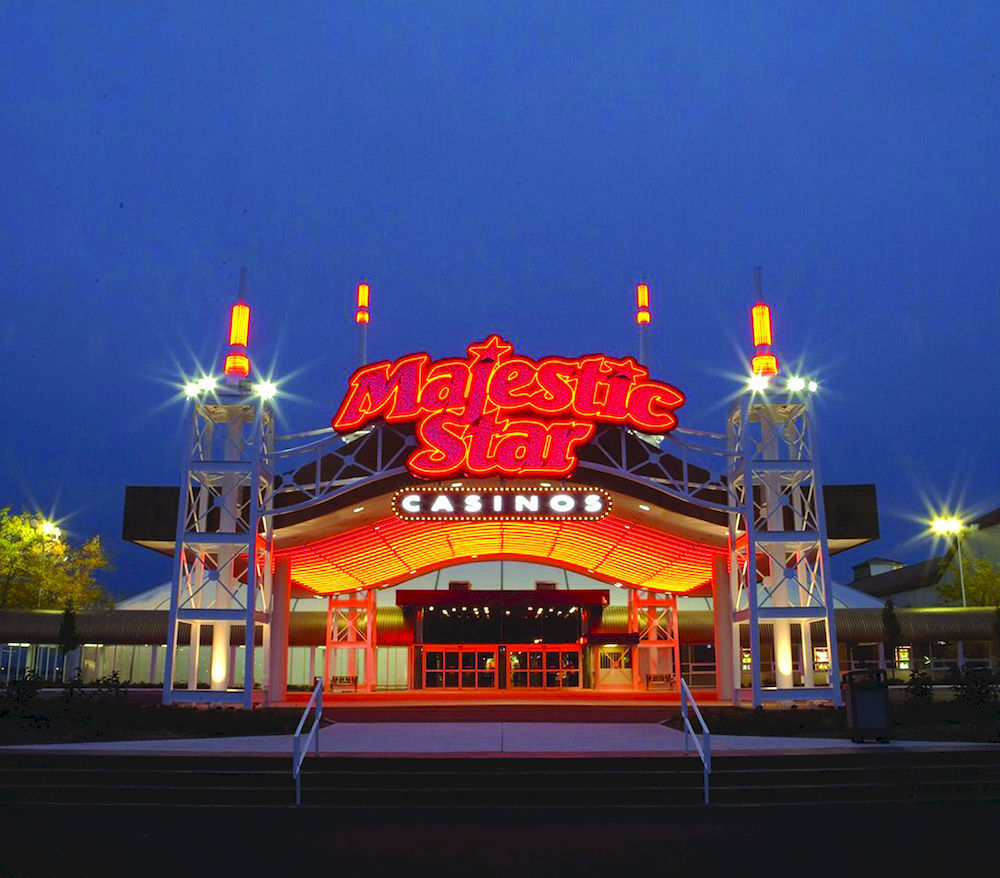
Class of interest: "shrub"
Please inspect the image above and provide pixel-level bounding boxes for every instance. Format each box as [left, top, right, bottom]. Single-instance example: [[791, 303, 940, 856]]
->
[[951, 666, 997, 717], [92, 671, 128, 701], [904, 670, 934, 706]]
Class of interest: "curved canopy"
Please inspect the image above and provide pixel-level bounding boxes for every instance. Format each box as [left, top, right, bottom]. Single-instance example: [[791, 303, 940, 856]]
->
[[275, 513, 725, 594]]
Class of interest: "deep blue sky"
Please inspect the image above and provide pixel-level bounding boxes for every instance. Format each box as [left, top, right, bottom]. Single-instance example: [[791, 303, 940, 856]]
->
[[2, 3, 998, 599]]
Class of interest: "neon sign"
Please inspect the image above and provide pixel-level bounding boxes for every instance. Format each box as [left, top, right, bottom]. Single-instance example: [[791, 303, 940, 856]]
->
[[332, 335, 685, 479], [393, 486, 612, 522]]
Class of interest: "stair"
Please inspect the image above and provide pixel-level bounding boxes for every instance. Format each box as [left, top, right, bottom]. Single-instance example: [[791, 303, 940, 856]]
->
[[3, 748, 1000, 808]]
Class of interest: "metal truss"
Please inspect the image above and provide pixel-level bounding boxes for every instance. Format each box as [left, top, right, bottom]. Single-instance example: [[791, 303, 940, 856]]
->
[[163, 388, 275, 707], [260, 422, 743, 517], [629, 589, 681, 691], [323, 590, 377, 692], [727, 395, 841, 707]]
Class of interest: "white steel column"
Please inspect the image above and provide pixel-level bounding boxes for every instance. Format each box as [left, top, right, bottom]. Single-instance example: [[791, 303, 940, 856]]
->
[[711, 555, 735, 703], [269, 556, 291, 703]]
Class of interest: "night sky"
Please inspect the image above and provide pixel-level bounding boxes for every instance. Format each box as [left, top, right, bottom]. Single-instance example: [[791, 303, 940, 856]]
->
[[2, 3, 998, 600]]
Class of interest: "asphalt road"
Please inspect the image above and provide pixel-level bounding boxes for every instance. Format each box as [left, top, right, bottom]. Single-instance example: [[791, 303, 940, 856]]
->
[[1, 800, 995, 877]]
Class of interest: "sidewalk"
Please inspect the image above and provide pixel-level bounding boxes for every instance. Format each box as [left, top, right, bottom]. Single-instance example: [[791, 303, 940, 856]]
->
[[7, 721, 996, 756]]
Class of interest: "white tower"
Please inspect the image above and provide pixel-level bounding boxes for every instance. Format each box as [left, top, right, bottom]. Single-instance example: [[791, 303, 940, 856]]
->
[[726, 271, 841, 706], [162, 270, 275, 708]]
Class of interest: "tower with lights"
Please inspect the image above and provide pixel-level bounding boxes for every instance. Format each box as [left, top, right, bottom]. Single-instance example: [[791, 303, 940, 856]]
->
[[725, 269, 840, 707], [163, 269, 276, 707]]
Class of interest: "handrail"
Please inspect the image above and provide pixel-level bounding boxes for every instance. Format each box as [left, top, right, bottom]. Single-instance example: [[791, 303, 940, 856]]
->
[[292, 677, 323, 806], [680, 678, 712, 805]]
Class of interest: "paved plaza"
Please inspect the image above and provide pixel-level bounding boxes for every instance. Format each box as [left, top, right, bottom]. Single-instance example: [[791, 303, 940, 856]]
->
[[6, 721, 991, 756]]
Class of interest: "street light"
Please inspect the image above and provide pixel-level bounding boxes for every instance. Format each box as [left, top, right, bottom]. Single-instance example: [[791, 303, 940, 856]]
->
[[931, 516, 973, 607]]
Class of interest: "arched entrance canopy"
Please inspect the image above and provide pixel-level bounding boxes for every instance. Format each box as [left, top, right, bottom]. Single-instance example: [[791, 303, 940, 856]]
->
[[273, 512, 726, 595]]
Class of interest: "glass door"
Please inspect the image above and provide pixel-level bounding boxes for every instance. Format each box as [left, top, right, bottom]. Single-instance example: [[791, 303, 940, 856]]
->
[[508, 645, 581, 688], [423, 646, 497, 689]]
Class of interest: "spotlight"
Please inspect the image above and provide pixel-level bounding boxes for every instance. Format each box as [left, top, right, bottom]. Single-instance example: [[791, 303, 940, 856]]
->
[[807, 380, 818, 393], [197, 375, 216, 392], [255, 380, 278, 400], [183, 382, 200, 398], [748, 373, 770, 393], [787, 376, 806, 392]]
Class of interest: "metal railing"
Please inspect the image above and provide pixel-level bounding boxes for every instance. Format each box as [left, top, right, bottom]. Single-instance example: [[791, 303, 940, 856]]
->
[[680, 678, 712, 805], [292, 677, 323, 806]]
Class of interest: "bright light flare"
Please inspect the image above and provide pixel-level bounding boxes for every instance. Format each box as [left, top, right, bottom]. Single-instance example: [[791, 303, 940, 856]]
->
[[183, 381, 200, 398], [931, 516, 964, 535], [807, 380, 818, 393], [787, 376, 806, 392], [197, 376, 215, 392], [39, 520, 61, 539], [254, 380, 278, 400], [748, 373, 770, 392]]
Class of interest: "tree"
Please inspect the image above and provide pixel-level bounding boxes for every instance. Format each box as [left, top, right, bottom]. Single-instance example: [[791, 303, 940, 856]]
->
[[57, 604, 80, 656], [0, 508, 112, 610], [937, 554, 1000, 607], [881, 598, 902, 678]]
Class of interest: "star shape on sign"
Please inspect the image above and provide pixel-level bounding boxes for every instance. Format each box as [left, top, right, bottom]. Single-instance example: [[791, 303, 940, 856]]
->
[[467, 334, 514, 364], [604, 356, 648, 383]]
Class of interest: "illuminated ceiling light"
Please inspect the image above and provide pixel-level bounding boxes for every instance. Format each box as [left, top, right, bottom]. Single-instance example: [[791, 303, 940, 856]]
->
[[183, 381, 200, 398], [748, 373, 770, 393], [352, 507, 364, 513], [254, 380, 278, 400], [787, 376, 806, 392], [638, 504, 650, 511], [807, 380, 818, 393], [451, 482, 463, 488]]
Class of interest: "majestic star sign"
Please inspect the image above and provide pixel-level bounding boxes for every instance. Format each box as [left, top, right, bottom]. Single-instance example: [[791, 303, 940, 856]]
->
[[332, 335, 685, 479]]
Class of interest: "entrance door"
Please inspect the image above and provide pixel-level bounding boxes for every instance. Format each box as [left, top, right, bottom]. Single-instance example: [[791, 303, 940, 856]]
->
[[596, 645, 633, 689], [507, 645, 581, 689], [422, 646, 497, 689]]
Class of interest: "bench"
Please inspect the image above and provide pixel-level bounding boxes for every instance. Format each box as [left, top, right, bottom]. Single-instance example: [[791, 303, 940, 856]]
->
[[645, 673, 675, 690], [329, 675, 358, 693]]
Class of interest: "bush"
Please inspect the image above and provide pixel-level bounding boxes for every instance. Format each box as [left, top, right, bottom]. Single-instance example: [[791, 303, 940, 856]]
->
[[951, 666, 997, 717], [0, 671, 42, 714], [904, 670, 934, 706], [92, 671, 128, 701]]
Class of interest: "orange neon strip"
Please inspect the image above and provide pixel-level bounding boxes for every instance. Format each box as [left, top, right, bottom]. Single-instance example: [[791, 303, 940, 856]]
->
[[751, 353, 778, 376], [751, 303, 772, 347], [274, 514, 724, 595], [229, 302, 250, 347], [355, 309, 369, 324], [636, 283, 649, 309], [357, 282, 370, 309], [224, 353, 250, 377], [636, 309, 651, 325]]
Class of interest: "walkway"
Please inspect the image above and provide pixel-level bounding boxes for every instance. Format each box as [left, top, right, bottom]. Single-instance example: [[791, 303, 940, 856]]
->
[[6, 721, 992, 756]]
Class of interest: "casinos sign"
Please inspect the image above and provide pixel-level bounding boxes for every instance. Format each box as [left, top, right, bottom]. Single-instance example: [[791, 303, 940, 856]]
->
[[333, 334, 684, 479], [393, 485, 612, 522]]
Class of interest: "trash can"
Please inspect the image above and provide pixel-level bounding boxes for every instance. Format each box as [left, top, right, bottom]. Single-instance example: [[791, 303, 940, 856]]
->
[[842, 668, 891, 743]]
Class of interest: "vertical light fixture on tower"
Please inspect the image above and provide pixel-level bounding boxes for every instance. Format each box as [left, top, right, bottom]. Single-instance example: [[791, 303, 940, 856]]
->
[[749, 267, 778, 385], [356, 281, 370, 366], [636, 282, 651, 366], [224, 267, 251, 384]]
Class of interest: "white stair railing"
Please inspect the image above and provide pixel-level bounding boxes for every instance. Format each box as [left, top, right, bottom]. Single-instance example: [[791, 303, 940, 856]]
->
[[292, 677, 323, 806], [680, 678, 712, 804]]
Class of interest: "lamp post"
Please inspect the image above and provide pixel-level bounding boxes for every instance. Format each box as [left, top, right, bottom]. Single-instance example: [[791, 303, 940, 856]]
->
[[931, 516, 971, 607]]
